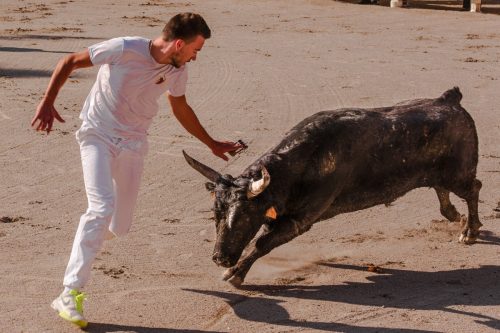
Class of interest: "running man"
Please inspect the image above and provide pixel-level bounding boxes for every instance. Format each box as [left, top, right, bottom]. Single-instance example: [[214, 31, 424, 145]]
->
[[31, 13, 242, 328]]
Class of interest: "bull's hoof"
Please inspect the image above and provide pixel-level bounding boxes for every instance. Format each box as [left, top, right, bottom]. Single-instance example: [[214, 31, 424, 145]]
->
[[227, 275, 243, 288], [458, 215, 480, 244], [458, 233, 477, 244], [222, 267, 244, 288]]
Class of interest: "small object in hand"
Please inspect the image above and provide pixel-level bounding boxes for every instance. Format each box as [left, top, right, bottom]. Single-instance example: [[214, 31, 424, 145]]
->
[[228, 139, 248, 156]]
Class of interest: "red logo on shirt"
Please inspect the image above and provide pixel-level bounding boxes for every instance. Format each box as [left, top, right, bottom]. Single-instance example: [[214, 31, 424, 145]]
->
[[155, 76, 165, 84]]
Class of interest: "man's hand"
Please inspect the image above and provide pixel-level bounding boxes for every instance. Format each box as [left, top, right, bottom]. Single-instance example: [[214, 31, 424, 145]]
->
[[210, 140, 246, 161], [31, 101, 65, 134], [168, 94, 248, 161], [31, 50, 92, 134]]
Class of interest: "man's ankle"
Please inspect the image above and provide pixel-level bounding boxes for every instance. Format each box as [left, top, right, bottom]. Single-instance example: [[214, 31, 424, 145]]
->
[[63, 286, 76, 294]]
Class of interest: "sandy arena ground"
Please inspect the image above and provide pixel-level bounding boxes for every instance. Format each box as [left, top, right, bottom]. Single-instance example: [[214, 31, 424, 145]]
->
[[1, 0, 499, 332]]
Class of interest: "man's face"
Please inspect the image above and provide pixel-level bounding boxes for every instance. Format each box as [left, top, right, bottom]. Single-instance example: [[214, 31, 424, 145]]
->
[[172, 35, 205, 68]]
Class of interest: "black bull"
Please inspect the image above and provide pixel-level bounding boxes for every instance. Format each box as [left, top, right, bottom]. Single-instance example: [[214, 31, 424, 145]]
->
[[183, 87, 482, 287]]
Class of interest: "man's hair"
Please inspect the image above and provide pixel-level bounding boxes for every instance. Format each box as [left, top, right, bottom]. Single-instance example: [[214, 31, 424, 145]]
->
[[162, 13, 211, 42]]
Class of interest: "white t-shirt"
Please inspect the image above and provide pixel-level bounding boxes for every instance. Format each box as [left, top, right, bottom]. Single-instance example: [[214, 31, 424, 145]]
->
[[79, 36, 188, 140]]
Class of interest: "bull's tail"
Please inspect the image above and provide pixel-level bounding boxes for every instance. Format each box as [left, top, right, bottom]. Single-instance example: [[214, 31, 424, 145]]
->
[[440, 87, 462, 105]]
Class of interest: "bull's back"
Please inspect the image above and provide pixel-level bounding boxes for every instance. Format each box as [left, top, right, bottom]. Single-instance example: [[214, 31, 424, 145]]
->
[[319, 89, 478, 216], [266, 88, 478, 218], [356, 95, 476, 182], [278, 96, 472, 173]]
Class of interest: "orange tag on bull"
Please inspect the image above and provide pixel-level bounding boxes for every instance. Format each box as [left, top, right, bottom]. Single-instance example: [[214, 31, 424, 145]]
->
[[265, 206, 277, 219]]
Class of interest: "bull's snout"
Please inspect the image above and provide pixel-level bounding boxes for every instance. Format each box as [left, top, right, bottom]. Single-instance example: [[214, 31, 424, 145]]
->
[[212, 252, 234, 268]]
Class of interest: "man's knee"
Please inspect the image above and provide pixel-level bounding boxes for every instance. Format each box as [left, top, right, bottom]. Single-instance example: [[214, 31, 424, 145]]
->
[[79, 217, 113, 251]]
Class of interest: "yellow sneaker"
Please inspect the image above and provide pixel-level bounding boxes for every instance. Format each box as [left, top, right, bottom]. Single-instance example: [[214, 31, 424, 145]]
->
[[51, 289, 88, 328]]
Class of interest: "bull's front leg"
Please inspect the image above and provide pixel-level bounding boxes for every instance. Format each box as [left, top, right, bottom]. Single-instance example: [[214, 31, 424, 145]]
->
[[223, 216, 312, 288]]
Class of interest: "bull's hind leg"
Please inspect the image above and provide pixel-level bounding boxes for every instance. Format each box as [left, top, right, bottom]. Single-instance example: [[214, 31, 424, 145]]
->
[[434, 187, 462, 222], [454, 179, 483, 244]]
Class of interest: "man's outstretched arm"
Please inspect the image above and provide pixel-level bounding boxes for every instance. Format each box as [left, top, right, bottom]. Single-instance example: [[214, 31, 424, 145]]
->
[[168, 94, 243, 161], [31, 50, 93, 133]]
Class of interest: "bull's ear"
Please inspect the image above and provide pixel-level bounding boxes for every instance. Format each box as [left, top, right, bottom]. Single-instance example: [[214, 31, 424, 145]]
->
[[247, 165, 271, 198], [205, 182, 215, 192]]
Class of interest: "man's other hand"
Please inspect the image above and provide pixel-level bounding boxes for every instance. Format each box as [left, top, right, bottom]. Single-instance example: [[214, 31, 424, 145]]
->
[[31, 101, 65, 134]]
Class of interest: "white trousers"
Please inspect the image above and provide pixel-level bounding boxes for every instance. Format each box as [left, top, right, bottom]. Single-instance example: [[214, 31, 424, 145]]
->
[[63, 132, 147, 289]]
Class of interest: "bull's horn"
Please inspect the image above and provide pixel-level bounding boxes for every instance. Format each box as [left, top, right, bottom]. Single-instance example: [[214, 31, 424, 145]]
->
[[182, 150, 221, 182], [248, 165, 271, 198]]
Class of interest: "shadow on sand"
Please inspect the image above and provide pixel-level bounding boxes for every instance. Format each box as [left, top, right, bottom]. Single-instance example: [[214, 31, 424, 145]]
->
[[84, 323, 224, 333], [0, 67, 92, 78], [0, 46, 71, 54], [185, 264, 500, 332], [0, 34, 104, 41], [0, 68, 53, 78]]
